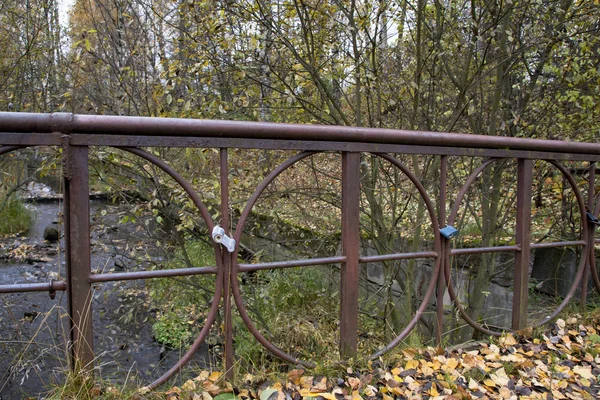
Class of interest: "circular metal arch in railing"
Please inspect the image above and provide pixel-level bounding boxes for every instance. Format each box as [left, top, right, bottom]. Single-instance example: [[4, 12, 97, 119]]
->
[[229, 151, 442, 363], [115, 147, 224, 390], [368, 153, 442, 359], [444, 158, 589, 337]]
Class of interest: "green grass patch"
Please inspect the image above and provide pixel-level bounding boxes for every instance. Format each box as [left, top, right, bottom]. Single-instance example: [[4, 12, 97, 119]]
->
[[234, 265, 339, 370], [147, 237, 341, 372], [0, 197, 34, 236], [147, 239, 216, 348]]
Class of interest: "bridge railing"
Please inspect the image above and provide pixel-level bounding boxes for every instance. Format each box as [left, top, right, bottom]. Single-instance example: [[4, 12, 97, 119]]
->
[[1, 112, 599, 390]]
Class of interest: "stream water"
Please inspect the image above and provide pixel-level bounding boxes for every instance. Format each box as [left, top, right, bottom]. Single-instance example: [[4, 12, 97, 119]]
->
[[0, 201, 212, 399]]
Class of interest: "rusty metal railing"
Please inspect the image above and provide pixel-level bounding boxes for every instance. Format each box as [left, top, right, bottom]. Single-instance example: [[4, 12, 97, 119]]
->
[[1, 112, 600, 389]]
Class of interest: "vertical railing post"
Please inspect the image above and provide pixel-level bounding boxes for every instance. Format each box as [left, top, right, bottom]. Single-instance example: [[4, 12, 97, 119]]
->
[[513, 158, 533, 330], [340, 152, 360, 358], [582, 162, 595, 307], [436, 155, 447, 345], [63, 140, 94, 372], [220, 148, 234, 378]]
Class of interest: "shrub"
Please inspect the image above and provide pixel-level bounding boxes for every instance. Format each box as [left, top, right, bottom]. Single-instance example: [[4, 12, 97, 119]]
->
[[0, 197, 34, 236], [148, 239, 216, 348]]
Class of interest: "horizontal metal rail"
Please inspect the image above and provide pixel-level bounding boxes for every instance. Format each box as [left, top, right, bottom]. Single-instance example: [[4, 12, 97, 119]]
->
[[238, 256, 346, 272], [1, 133, 598, 161], [359, 251, 438, 262], [0, 280, 66, 294], [450, 245, 521, 256], [530, 240, 587, 249], [2, 112, 600, 157], [88, 266, 218, 283]]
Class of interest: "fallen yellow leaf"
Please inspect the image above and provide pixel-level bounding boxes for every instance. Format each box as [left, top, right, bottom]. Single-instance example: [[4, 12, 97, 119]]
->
[[446, 358, 459, 369], [405, 359, 419, 370], [468, 378, 478, 390], [500, 333, 517, 346], [573, 366, 594, 380], [300, 376, 314, 390], [499, 386, 511, 399], [316, 393, 336, 400], [181, 380, 196, 391], [483, 379, 496, 388], [310, 377, 327, 392], [428, 384, 439, 397], [208, 371, 222, 382], [580, 377, 591, 387], [348, 377, 360, 390], [195, 370, 210, 381], [287, 369, 303, 385]]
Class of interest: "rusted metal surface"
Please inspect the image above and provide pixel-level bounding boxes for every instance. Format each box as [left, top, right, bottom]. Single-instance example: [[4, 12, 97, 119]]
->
[[0, 280, 67, 294], [63, 144, 94, 372], [589, 163, 600, 295], [0, 145, 25, 156], [530, 240, 587, 249], [436, 155, 448, 345], [59, 134, 600, 161], [450, 245, 521, 255], [3, 131, 600, 161], [359, 251, 438, 262], [219, 148, 234, 378], [1, 112, 599, 389], [513, 159, 533, 330], [582, 162, 595, 306], [340, 152, 360, 358], [238, 256, 347, 272], [2, 112, 600, 156], [88, 266, 217, 283]]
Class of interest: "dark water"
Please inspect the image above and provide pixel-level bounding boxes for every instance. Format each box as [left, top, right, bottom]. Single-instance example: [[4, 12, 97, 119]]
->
[[0, 202, 213, 399]]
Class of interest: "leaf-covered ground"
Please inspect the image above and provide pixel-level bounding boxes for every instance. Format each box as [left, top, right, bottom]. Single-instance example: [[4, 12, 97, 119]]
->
[[133, 315, 600, 399]]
